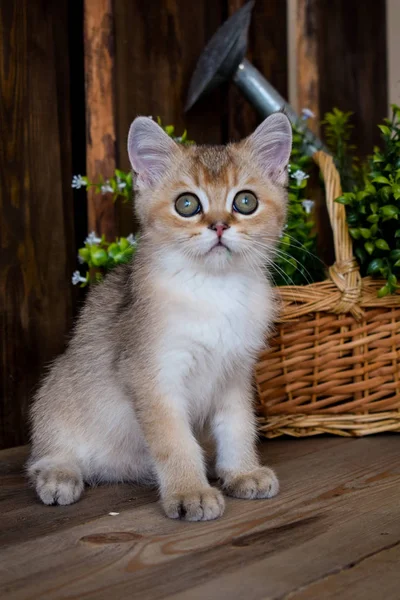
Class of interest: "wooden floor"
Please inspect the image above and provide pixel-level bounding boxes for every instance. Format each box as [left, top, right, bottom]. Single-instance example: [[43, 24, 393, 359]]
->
[[1, 437, 399, 599]]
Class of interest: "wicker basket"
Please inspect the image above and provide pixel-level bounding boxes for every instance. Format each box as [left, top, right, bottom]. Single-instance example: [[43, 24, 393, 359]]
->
[[255, 151, 400, 438]]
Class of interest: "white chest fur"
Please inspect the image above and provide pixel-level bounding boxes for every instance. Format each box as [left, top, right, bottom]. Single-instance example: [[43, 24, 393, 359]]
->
[[155, 267, 275, 414]]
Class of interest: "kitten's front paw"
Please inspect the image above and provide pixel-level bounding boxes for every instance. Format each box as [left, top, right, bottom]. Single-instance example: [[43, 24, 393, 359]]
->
[[33, 466, 84, 506], [222, 466, 279, 500], [162, 486, 225, 521]]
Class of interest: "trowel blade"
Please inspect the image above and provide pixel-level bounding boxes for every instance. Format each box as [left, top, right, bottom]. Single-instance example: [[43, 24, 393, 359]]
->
[[185, 1, 255, 111]]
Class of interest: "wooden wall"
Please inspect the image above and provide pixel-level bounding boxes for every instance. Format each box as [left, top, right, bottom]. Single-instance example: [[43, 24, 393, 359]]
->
[[0, 0, 388, 448], [0, 0, 76, 448]]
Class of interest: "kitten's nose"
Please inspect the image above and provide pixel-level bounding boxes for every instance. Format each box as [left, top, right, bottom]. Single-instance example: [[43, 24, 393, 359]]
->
[[209, 221, 230, 238]]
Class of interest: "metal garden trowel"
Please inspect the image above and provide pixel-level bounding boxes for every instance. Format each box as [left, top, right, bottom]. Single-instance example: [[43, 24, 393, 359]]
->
[[185, 1, 326, 155]]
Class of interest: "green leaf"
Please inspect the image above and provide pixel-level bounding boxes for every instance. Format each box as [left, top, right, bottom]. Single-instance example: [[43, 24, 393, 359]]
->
[[355, 247, 367, 264], [367, 214, 379, 224], [364, 241, 375, 255], [118, 237, 130, 252], [360, 228, 371, 239], [394, 259, 400, 268], [376, 239, 390, 251], [381, 205, 399, 219], [373, 175, 390, 184], [388, 274, 398, 287], [367, 258, 384, 275], [370, 202, 378, 213], [78, 248, 90, 263], [390, 249, 400, 261], [90, 248, 108, 267], [107, 243, 120, 259], [349, 228, 361, 240], [378, 125, 392, 136], [377, 284, 390, 298], [395, 229, 400, 238]]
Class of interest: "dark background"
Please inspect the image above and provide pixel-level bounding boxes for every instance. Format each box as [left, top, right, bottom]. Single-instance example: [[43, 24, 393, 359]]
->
[[0, 0, 387, 449]]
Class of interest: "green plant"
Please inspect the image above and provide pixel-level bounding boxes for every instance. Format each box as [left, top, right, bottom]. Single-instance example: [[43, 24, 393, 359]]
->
[[273, 118, 325, 286], [321, 107, 360, 192], [335, 104, 400, 296]]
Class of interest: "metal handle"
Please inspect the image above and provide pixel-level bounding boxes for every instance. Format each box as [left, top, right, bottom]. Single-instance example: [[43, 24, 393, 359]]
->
[[233, 59, 328, 155]]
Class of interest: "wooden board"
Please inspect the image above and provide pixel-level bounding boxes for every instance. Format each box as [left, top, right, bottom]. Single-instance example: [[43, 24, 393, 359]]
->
[[84, 0, 117, 240], [318, 0, 387, 156], [296, 0, 320, 132], [0, 0, 74, 449], [1, 437, 399, 599]]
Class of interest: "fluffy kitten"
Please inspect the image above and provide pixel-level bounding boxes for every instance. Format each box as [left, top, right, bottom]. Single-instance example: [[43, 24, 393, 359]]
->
[[27, 113, 292, 521]]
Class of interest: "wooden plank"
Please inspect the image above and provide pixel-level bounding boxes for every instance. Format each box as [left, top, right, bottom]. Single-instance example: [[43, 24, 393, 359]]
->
[[84, 0, 117, 239], [317, 0, 387, 156], [0, 438, 343, 548], [0, 0, 73, 449], [296, 0, 320, 133], [0, 438, 399, 599], [287, 542, 400, 599], [227, 0, 288, 141]]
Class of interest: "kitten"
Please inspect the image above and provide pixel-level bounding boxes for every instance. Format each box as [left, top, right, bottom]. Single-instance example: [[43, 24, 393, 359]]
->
[[27, 113, 292, 521]]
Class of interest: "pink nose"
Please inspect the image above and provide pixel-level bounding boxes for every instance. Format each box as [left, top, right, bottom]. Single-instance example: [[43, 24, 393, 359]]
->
[[209, 222, 230, 238]]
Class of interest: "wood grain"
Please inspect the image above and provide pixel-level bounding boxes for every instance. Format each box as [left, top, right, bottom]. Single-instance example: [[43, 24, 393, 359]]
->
[[317, 0, 387, 156], [0, 438, 399, 599], [296, 0, 320, 133], [0, 0, 74, 449], [84, 0, 117, 239]]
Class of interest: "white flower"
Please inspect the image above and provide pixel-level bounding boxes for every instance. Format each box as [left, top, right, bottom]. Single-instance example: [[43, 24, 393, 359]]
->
[[302, 199, 314, 214], [116, 176, 126, 190], [72, 271, 86, 285], [101, 181, 113, 194], [291, 169, 309, 186], [71, 175, 86, 189], [85, 231, 101, 245], [77, 253, 85, 264], [126, 233, 137, 246], [301, 108, 315, 120]]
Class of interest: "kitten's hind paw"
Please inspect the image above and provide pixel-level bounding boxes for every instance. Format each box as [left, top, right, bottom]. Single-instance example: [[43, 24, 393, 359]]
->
[[29, 461, 84, 506], [222, 466, 279, 500], [162, 486, 225, 521]]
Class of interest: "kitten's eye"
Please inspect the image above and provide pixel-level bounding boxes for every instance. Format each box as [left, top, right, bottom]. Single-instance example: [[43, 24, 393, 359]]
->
[[233, 191, 258, 215], [175, 193, 202, 217]]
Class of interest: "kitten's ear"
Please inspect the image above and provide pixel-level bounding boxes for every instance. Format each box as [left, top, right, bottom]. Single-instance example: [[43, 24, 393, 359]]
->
[[128, 117, 179, 188], [245, 113, 292, 185]]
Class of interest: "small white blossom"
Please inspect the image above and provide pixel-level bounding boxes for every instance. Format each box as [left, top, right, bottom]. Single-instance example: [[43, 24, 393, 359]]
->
[[126, 233, 137, 246], [101, 181, 113, 194], [109, 512, 119, 516], [116, 176, 126, 190], [85, 231, 101, 245], [291, 169, 309, 186], [71, 175, 86, 189], [77, 253, 85, 264], [302, 199, 314, 214], [72, 271, 86, 285], [301, 108, 315, 120]]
